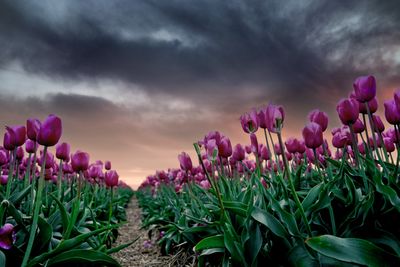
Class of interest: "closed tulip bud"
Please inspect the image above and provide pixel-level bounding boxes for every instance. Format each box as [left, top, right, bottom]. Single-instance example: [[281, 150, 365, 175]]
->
[[245, 145, 252, 154], [38, 150, 55, 169], [56, 142, 70, 161], [0, 150, 8, 166], [199, 180, 211, 190], [353, 119, 365, 134], [71, 151, 90, 172], [308, 109, 329, 132], [274, 143, 282, 155], [394, 90, 400, 111], [285, 137, 298, 154], [257, 109, 268, 129], [232, 144, 245, 161], [332, 132, 347, 149], [0, 223, 16, 250], [26, 118, 41, 141], [105, 170, 119, 187], [353, 75, 376, 102], [266, 104, 285, 133], [218, 136, 232, 158], [62, 163, 73, 174], [16, 147, 24, 161], [25, 140, 37, 153], [260, 145, 270, 161], [336, 98, 359, 125], [250, 133, 258, 153], [3, 132, 14, 151], [372, 115, 385, 133], [384, 137, 395, 153], [297, 139, 306, 154], [5, 126, 26, 147], [206, 139, 218, 161], [178, 152, 192, 171], [384, 99, 400, 125], [306, 149, 315, 162], [88, 164, 102, 178], [358, 98, 378, 114], [37, 114, 62, 147], [240, 109, 259, 133], [105, 160, 111, 170], [0, 175, 8, 185], [358, 143, 366, 155], [302, 122, 323, 149]]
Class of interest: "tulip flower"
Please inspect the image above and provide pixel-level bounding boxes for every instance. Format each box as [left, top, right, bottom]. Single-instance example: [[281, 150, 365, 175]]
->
[[284, 138, 298, 154], [232, 144, 245, 161], [105, 160, 111, 170], [0, 175, 8, 185], [178, 152, 193, 171], [0, 150, 8, 166], [259, 145, 270, 161], [332, 132, 347, 149], [71, 151, 90, 172], [384, 137, 395, 153], [240, 109, 259, 133], [308, 109, 329, 132], [358, 98, 378, 114], [16, 146, 24, 161], [353, 119, 365, 134], [384, 99, 400, 125], [56, 142, 70, 161], [353, 75, 376, 102], [266, 104, 285, 133], [38, 150, 55, 169], [27, 118, 41, 141], [88, 164, 102, 178], [105, 170, 119, 187], [37, 114, 62, 147], [302, 122, 323, 149], [0, 223, 16, 250], [200, 180, 211, 190], [336, 98, 359, 125], [5, 125, 26, 147], [206, 139, 218, 161], [218, 136, 232, 158], [25, 140, 37, 153], [257, 109, 268, 129], [372, 115, 385, 133], [3, 131, 15, 151]]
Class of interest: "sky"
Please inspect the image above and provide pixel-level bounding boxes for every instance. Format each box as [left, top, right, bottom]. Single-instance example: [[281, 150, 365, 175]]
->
[[0, 0, 400, 189]]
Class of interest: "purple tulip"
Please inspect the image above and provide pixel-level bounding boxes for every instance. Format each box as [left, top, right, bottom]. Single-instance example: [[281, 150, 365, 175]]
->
[[266, 104, 285, 133], [250, 133, 258, 153], [232, 144, 245, 161], [240, 109, 259, 133], [0, 223, 16, 250], [332, 132, 347, 149], [358, 98, 378, 114], [353, 119, 365, 134], [5, 125, 26, 147], [384, 99, 400, 125], [353, 75, 376, 102], [384, 137, 395, 153], [308, 109, 329, 132], [206, 139, 218, 160], [285, 138, 298, 154], [0, 150, 8, 166], [336, 98, 359, 125], [302, 122, 323, 149], [88, 164, 102, 178], [257, 109, 268, 129], [218, 136, 232, 158], [105, 160, 111, 170], [259, 145, 270, 161], [37, 114, 62, 147], [16, 147, 24, 161], [178, 152, 193, 171], [27, 118, 41, 141], [71, 151, 90, 172], [56, 142, 70, 161], [105, 170, 119, 187], [199, 180, 211, 190], [372, 115, 385, 133], [25, 140, 37, 153]]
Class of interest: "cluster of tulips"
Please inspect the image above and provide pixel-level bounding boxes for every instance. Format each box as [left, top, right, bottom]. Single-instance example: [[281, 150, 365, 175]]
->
[[0, 115, 132, 266], [138, 75, 400, 266]]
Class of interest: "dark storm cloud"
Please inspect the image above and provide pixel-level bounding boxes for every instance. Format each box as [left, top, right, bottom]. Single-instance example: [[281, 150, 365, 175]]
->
[[0, 0, 399, 109]]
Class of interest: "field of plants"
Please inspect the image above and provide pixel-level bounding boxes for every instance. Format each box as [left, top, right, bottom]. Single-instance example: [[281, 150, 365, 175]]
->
[[0, 115, 134, 266], [138, 75, 400, 266]]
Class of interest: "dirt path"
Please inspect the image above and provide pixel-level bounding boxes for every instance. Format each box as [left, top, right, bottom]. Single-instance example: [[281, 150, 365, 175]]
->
[[113, 197, 172, 267]]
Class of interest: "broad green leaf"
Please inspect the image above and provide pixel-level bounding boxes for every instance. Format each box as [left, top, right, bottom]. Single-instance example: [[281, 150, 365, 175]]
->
[[47, 249, 120, 266], [251, 207, 289, 241], [194, 234, 225, 251]]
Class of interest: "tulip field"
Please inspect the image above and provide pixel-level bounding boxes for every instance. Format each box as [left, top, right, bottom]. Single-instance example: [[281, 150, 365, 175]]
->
[[0, 115, 134, 266], [137, 76, 400, 266]]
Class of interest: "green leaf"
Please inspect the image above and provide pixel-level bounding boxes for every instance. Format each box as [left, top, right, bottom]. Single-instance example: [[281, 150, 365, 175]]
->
[[9, 185, 32, 206], [47, 249, 120, 266], [0, 250, 5, 267], [35, 216, 53, 252], [194, 234, 225, 252], [373, 174, 400, 211], [223, 201, 248, 217], [49, 193, 70, 234], [306, 235, 400, 266], [251, 207, 289, 241]]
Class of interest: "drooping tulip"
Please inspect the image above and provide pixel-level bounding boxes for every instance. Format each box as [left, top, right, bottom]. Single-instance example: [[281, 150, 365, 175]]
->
[[105, 170, 119, 187], [353, 75, 376, 102], [384, 99, 400, 125], [308, 109, 329, 132], [71, 151, 90, 172], [240, 109, 259, 133], [37, 114, 62, 147], [5, 126, 26, 147], [266, 104, 285, 133], [26, 118, 41, 141], [218, 136, 232, 158], [178, 152, 193, 172], [232, 144, 245, 161], [56, 142, 70, 161], [0, 223, 16, 250], [302, 122, 323, 149], [336, 98, 359, 125]]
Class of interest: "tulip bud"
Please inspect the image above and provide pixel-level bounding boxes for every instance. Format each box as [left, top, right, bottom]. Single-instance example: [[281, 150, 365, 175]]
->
[[105, 160, 111, 170], [266, 104, 285, 133], [37, 114, 62, 147], [3, 132, 15, 151], [206, 139, 218, 161], [0, 223, 16, 250], [353, 75, 376, 102], [302, 122, 323, 149], [336, 98, 359, 125], [38, 150, 55, 169], [0, 150, 8, 166], [25, 140, 37, 153], [232, 144, 245, 161], [199, 180, 211, 190], [240, 109, 259, 133], [384, 99, 400, 125], [105, 170, 119, 187], [372, 115, 385, 133], [88, 164, 102, 178], [259, 145, 270, 161], [5, 126, 26, 147], [16, 147, 24, 161], [26, 118, 41, 141], [178, 152, 193, 171], [353, 119, 365, 134], [218, 136, 232, 158], [56, 142, 70, 161], [71, 151, 90, 172], [358, 98, 378, 114], [257, 109, 268, 129], [384, 137, 395, 153], [308, 109, 329, 132]]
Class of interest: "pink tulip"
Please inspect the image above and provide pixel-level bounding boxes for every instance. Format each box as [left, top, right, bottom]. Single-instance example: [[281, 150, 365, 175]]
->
[[302, 122, 323, 149], [353, 75, 376, 102], [285, 138, 299, 154], [240, 109, 259, 133], [358, 143, 366, 155], [71, 151, 90, 172], [37, 114, 62, 147], [178, 152, 193, 171], [26, 118, 41, 141], [257, 109, 268, 129], [336, 98, 359, 125], [232, 144, 245, 161], [0, 223, 16, 250], [266, 104, 285, 133], [218, 136, 232, 158], [384, 99, 400, 125], [56, 142, 70, 161], [105, 160, 111, 170], [308, 109, 329, 132], [105, 170, 119, 187]]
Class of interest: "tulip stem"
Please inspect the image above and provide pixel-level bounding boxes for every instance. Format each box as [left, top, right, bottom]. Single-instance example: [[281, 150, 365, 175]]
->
[[268, 130, 282, 173], [277, 132, 312, 237], [263, 129, 272, 161], [21, 146, 47, 267], [57, 159, 63, 201], [5, 149, 17, 199]]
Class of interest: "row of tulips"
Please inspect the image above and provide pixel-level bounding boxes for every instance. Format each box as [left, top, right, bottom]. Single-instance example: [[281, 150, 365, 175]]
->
[[138, 75, 400, 266], [0, 115, 133, 266]]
